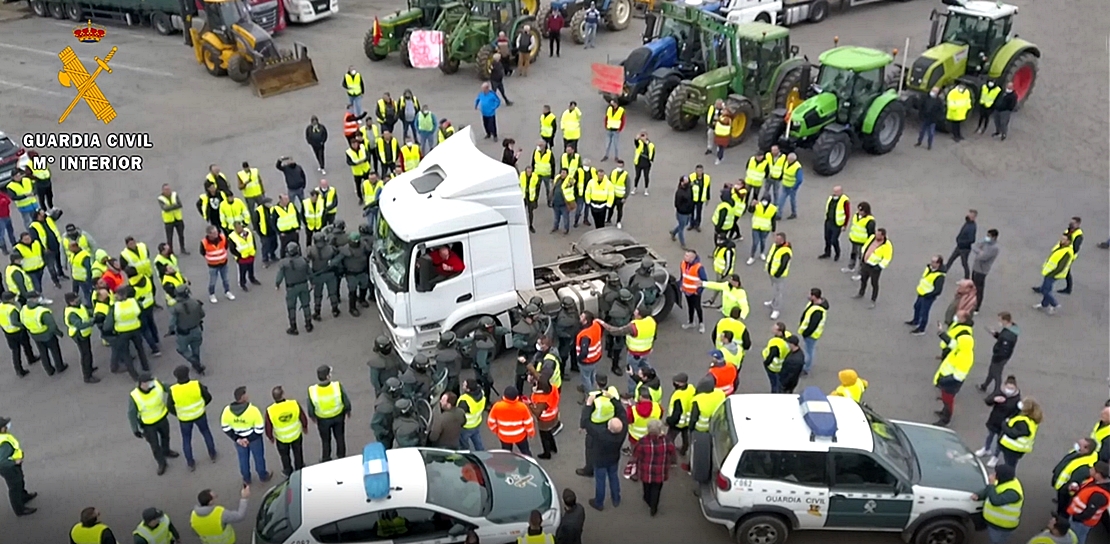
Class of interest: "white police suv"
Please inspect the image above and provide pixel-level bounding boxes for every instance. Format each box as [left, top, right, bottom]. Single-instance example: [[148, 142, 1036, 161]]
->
[[255, 444, 560, 544], [699, 387, 988, 544]]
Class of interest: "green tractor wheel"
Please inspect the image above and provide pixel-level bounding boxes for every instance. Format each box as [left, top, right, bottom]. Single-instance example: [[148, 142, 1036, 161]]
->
[[399, 34, 413, 68], [811, 130, 851, 176], [861, 102, 905, 155], [664, 85, 698, 131], [645, 75, 680, 120], [364, 29, 387, 61], [725, 96, 756, 147], [774, 67, 806, 111], [1001, 52, 1038, 111], [440, 57, 460, 74], [475, 45, 496, 80], [536, 5, 552, 37], [756, 115, 785, 152]]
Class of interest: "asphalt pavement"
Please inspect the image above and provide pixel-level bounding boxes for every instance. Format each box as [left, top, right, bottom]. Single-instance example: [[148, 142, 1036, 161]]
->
[[0, 0, 1106, 542]]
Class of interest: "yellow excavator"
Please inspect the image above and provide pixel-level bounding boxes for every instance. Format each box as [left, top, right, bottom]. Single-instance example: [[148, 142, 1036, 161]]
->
[[182, 0, 318, 97]]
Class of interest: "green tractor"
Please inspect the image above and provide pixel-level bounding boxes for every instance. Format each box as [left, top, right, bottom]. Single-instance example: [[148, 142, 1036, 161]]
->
[[893, 0, 1039, 112], [757, 46, 905, 176], [363, 0, 448, 66], [436, 0, 543, 77], [663, 18, 807, 148]]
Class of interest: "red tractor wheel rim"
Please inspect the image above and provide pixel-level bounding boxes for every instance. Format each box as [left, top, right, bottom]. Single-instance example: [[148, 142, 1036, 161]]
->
[[1012, 65, 1033, 101]]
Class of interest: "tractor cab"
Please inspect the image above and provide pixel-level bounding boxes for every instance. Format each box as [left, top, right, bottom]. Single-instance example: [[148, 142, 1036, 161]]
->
[[732, 23, 794, 107], [933, 0, 1017, 75], [471, 0, 524, 26], [811, 47, 890, 125]]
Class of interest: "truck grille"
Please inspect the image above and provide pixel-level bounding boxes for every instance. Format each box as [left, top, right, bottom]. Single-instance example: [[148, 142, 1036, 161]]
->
[[250, 1, 279, 32], [312, 0, 331, 13]]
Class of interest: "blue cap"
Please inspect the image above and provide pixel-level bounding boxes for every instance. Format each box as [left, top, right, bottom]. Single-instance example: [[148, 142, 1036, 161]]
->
[[708, 349, 724, 360]]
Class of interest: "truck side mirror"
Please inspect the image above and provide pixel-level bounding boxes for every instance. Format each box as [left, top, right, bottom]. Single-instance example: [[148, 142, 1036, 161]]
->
[[415, 255, 435, 293]]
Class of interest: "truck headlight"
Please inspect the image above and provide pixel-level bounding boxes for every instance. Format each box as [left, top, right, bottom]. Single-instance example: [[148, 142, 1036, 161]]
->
[[396, 337, 411, 350]]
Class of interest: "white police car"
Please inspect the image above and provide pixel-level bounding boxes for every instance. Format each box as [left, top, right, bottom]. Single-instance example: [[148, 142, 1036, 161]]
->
[[255, 444, 561, 544], [699, 387, 988, 544]]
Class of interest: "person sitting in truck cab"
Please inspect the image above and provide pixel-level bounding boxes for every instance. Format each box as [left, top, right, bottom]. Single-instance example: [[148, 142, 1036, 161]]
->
[[431, 245, 465, 278]]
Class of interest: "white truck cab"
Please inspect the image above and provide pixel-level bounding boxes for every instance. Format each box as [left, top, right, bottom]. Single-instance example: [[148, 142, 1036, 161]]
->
[[283, 0, 336, 24], [370, 127, 679, 362], [699, 387, 988, 544]]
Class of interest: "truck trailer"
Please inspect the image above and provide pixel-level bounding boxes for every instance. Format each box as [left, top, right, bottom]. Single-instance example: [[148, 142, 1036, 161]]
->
[[370, 126, 680, 362], [28, 0, 285, 36]]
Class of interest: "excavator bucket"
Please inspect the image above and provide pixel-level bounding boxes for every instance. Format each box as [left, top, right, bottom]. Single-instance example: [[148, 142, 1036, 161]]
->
[[249, 43, 319, 98]]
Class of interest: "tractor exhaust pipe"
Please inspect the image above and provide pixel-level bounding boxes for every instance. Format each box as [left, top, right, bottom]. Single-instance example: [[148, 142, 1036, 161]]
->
[[927, 10, 940, 48]]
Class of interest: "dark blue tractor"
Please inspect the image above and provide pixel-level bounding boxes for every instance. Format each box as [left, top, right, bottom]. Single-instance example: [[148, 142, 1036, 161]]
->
[[598, 2, 711, 119]]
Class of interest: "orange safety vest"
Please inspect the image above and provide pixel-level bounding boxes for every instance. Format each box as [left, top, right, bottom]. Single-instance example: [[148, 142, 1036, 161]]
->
[[575, 320, 603, 364], [710, 364, 737, 394], [201, 235, 228, 266], [532, 388, 561, 423], [343, 113, 359, 138], [487, 399, 536, 444], [680, 260, 702, 295], [1067, 479, 1110, 526]]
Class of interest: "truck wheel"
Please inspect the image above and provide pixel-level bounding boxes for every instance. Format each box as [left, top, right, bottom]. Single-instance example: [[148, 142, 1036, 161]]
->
[[645, 75, 679, 120], [811, 130, 850, 176], [911, 517, 968, 544], [807, 0, 828, 23], [201, 43, 227, 76], [151, 11, 175, 35], [756, 115, 785, 152], [605, 0, 631, 30], [861, 101, 904, 155], [453, 316, 505, 358], [570, 9, 587, 44], [227, 53, 251, 83], [1001, 51, 1038, 110], [364, 29, 387, 61], [774, 67, 804, 111], [536, 5, 551, 37], [64, 2, 81, 21], [49, 2, 65, 19], [399, 34, 413, 68], [649, 282, 675, 321], [755, 11, 770, 23], [664, 84, 698, 131], [475, 45, 495, 80], [726, 96, 756, 147], [30, 0, 47, 17], [734, 515, 790, 544]]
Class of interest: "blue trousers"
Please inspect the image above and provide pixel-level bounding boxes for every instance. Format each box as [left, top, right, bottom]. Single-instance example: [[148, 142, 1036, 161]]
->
[[553, 205, 570, 233], [776, 186, 798, 217], [750, 230, 769, 258], [139, 308, 159, 352], [580, 362, 598, 393], [72, 279, 93, 307], [348, 94, 363, 116], [235, 438, 268, 484], [670, 213, 690, 246], [593, 463, 620, 506], [460, 428, 485, 451], [208, 265, 230, 295], [801, 336, 818, 373], [574, 198, 590, 226], [766, 368, 782, 393], [1039, 276, 1058, 307], [910, 296, 935, 330], [916, 122, 936, 147], [179, 416, 217, 466]]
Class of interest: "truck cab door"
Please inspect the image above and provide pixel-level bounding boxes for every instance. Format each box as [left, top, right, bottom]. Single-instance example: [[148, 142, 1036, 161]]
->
[[824, 450, 913, 530], [410, 237, 476, 323]]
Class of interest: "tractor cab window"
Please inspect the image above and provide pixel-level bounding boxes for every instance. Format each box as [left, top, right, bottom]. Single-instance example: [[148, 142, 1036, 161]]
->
[[815, 65, 854, 98], [706, 31, 730, 70], [983, 17, 1010, 57], [941, 13, 989, 46], [851, 68, 883, 102], [208, 0, 251, 29]]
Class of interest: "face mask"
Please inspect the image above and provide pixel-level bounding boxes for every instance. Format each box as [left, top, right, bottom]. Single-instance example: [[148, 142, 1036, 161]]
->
[[1001, 386, 1016, 395], [535, 343, 543, 351], [983, 236, 991, 242], [1074, 442, 1082, 452], [1016, 401, 1024, 410], [349, 70, 355, 75]]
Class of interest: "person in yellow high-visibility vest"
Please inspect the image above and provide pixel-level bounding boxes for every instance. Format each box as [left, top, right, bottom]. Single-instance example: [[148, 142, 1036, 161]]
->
[[375, 132, 401, 179], [602, 99, 625, 162], [853, 228, 893, 307], [763, 145, 786, 204], [273, 194, 300, 259], [1033, 235, 1074, 315], [520, 166, 541, 233], [346, 137, 371, 200], [236, 161, 265, 217], [746, 194, 777, 265], [560, 101, 582, 152], [976, 81, 1001, 134], [704, 99, 725, 155], [830, 369, 867, 402], [744, 152, 768, 204], [400, 137, 421, 172], [820, 185, 850, 260], [531, 139, 555, 206], [302, 190, 325, 235], [343, 66, 364, 115], [632, 131, 654, 195], [775, 152, 803, 219], [539, 104, 557, 147], [127, 372, 179, 475], [265, 385, 308, 477], [933, 311, 974, 426], [190, 486, 250, 544], [308, 365, 352, 462], [220, 386, 272, 484], [946, 82, 972, 142], [70, 507, 118, 544], [607, 159, 628, 228], [990, 397, 1042, 470], [584, 168, 614, 230], [158, 183, 188, 255], [688, 165, 711, 231], [704, 237, 735, 309], [976, 464, 1023, 543], [228, 222, 260, 291], [167, 365, 218, 470], [842, 201, 875, 274]]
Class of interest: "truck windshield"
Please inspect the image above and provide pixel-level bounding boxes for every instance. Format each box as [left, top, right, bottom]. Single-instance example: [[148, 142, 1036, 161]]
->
[[255, 472, 302, 543], [862, 407, 915, 479], [372, 215, 412, 292]]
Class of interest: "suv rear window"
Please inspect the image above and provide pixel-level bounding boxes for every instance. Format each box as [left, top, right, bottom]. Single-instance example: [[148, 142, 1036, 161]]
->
[[736, 450, 828, 487], [256, 472, 303, 543]]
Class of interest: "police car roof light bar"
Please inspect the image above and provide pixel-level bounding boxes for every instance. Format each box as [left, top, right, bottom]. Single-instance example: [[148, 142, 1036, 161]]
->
[[799, 387, 838, 443], [363, 442, 392, 501]]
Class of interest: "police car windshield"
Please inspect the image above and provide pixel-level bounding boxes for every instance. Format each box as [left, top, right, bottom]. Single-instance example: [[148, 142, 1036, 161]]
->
[[372, 216, 411, 292], [422, 450, 490, 518], [255, 472, 303, 544], [862, 407, 915, 479]]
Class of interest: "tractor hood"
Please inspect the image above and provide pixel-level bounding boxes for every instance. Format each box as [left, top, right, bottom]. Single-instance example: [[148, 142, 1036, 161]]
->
[[906, 42, 968, 92], [379, 7, 424, 26], [689, 65, 735, 90], [786, 91, 837, 138]]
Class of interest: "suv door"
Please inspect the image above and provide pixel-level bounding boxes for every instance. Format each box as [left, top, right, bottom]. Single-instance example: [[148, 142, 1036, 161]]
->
[[824, 450, 912, 530], [729, 450, 830, 529]]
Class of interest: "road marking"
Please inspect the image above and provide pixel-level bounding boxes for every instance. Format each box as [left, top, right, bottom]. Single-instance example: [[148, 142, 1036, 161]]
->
[[0, 42, 177, 77], [0, 78, 66, 97]]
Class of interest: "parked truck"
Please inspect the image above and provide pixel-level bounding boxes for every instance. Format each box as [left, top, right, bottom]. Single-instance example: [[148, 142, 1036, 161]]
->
[[690, 0, 915, 27], [370, 126, 680, 363], [29, 0, 285, 36]]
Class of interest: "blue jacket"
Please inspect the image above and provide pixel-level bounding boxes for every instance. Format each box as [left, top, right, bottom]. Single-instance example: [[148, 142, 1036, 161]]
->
[[475, 91, 501, 117]]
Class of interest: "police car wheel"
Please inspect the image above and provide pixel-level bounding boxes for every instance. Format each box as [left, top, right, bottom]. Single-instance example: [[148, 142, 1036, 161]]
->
[[734, 514, 788, 544], [911, 517, 966, 544]]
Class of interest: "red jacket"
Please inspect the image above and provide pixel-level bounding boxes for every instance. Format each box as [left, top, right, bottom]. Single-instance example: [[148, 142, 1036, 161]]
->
[[627, 399, 656, 423], [546, 12, 564, 33], [431, 250, 465, 275], [0, 193, 11, 219]]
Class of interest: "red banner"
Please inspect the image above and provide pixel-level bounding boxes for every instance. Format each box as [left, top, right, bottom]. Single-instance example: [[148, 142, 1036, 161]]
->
[[591, 63, 624, 94]]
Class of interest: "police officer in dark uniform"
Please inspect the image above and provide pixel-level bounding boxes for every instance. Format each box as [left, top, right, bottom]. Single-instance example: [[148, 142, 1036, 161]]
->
[[599, 273, 622, 321], [339, 231, 372, 316], [392, 399, 426, 447], [401, 354, 435, 402], [306, 232, 341, 320], [275, 242, 313, 335], [371, 377, 403, 449], [434, 332, 462, 397], [605, 289, 635, 376], [368, 336, 402, 396], [327, 219, 348, 248], [627, 258, 660, 307], [458, 317, 509, 401], [512, 304, 545, 393], [554, 297, 580, 374]]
